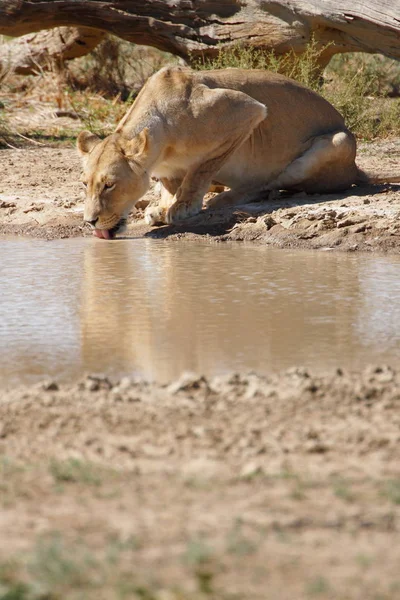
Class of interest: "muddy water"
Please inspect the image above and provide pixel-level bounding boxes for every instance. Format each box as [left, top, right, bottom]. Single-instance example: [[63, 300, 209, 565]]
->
[[1, 237, 400, 387]]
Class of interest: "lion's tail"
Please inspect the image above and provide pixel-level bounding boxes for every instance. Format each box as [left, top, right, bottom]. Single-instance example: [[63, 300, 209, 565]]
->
[[356, 167, 400, 185]]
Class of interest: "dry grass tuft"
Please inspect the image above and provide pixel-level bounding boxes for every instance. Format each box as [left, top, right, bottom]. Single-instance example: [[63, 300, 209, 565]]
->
[[1, 34, 400, 145], [0, 37, 176, 145], [194, 42, 400, 141]]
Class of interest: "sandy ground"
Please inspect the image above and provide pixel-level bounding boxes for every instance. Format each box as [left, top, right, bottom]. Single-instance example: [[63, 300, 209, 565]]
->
[[1, 138, 400, 598], [1, 138, 400, 252], [1, 367, 400, 599]]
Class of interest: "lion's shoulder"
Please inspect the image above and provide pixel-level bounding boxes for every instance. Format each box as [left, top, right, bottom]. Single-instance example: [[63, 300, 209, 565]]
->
[[147, 65, 195, 91]]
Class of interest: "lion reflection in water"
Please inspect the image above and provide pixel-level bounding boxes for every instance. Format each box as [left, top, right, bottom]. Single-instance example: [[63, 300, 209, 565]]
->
[[80, 241, 362, 380]]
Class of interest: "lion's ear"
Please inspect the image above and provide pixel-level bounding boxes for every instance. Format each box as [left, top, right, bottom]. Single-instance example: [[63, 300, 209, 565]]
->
[[77, 131, 101, 155], [119, 128, 150, 160], [135, 128, 150, 156]]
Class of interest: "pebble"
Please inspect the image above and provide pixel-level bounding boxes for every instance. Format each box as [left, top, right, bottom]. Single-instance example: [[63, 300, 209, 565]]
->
[[42, 380, 59, 392], [167, 371, 208, 394]]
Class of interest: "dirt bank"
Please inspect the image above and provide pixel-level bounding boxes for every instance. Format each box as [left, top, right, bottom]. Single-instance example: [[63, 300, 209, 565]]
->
[[1, 366, 400, 598], [1, 138, 400, 252]]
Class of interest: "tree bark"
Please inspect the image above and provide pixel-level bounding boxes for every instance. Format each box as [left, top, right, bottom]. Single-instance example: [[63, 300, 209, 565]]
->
[[0, 27, 105, 75], [1, 0, 400, 67]]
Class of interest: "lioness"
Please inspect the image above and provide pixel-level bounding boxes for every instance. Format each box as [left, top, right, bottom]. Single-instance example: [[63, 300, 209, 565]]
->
[[78, 66, 400, 239]]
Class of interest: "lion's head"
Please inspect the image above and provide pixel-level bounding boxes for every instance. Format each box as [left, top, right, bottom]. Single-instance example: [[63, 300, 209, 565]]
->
[[77, 129, 150, 239]]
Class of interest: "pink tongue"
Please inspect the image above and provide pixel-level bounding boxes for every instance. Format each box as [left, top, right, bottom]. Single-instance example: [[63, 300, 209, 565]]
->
[[93, 229, 110, 240]]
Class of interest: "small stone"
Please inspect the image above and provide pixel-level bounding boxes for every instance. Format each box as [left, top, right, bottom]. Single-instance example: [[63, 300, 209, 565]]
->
[[111, 377, 133, 396], [324, 209, 337, 218], [244, 382, 261, 400], [286, 366, 310, 379], [305, 441, 329, 453], [262, 215, 276, 229], [365, 365, 395, 384], [118, 376, 132, 390], [337, 218, 355, 228], [306, 428, 319, 440], [240, 461, 264, 479], [191, 426, 205, 438], [85, 379, 100, 392], [42, 380, 59, 392], [84, 375, 113, 392], [167, 372, 208, 394]]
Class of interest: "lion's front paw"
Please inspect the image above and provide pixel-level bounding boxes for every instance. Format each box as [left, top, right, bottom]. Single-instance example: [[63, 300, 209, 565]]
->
[[144, 205, 167, 226], [166, 199, 201, 224]]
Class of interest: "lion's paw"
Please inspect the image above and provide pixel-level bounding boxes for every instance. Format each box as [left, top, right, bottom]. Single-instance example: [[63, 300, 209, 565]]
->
[[166, 200, 201, 224], [144, 205, 167, 226]]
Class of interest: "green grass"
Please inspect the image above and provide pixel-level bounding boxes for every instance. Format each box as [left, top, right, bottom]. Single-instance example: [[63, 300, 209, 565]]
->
[[225, 519, 258, 556], [0, 533, 216, 600], [0, 535, 103, 599], [49, 458, 103, 486], [29, 533, 99, 591], [382, 479, 400, 505], [331, 477, 355, 503], [356, 553, 374, 569], [0, 108, 12, 148], [0, 458, 27, 507], [183, 538, 214, 568], [306, 575, 332, 597]]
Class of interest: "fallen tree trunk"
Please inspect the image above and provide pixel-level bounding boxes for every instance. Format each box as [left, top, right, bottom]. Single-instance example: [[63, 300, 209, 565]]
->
[[1, 0, 400, 70], [0, 27, 105, 75]]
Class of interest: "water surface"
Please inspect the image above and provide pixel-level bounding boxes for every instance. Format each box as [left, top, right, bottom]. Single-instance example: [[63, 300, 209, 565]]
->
[[1, 237, 400, 387]]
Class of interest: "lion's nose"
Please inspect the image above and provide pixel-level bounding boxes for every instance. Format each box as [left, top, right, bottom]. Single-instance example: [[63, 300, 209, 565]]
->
[[85, 218, 99, 227]]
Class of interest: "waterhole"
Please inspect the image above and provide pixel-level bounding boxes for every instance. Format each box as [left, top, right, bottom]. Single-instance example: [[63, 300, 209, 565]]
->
[[1, 237, 400, 387]]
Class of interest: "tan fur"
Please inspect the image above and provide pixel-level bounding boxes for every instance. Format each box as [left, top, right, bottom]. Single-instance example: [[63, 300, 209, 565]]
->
[[77, 66, 400, 235]]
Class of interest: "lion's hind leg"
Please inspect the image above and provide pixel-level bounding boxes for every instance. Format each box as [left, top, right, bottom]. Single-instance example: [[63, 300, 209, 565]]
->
[[206, 186, 272, 210], [207, 131, 357, 210], [270, 130, 358, 194]]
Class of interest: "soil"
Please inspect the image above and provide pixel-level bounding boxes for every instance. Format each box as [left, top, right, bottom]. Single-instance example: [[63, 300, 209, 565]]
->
[[1, 138, 400, 598], [1, 367, 400, 599]]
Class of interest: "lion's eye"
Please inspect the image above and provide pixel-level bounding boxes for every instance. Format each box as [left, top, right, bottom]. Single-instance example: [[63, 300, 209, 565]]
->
[[104, 182, 115, 191]]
